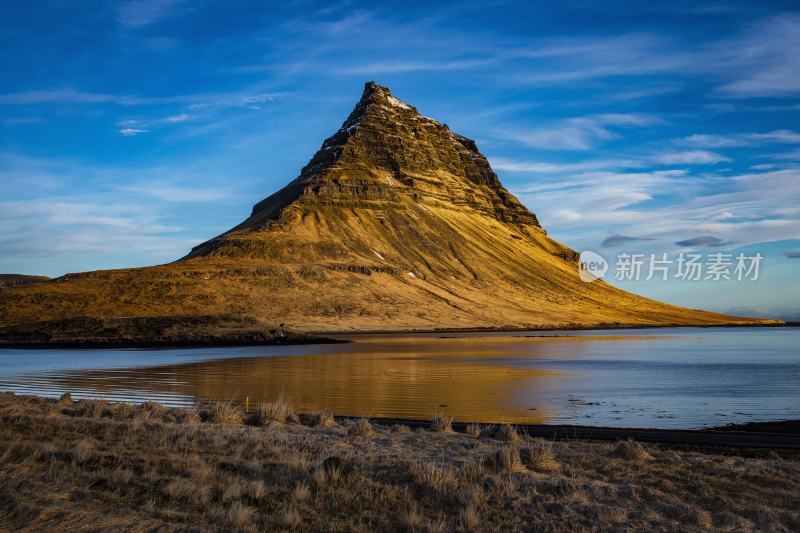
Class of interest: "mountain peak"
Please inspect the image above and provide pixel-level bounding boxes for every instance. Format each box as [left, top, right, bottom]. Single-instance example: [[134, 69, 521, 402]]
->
[[205, 82, 540, 242], [359, 81, 417, 112]]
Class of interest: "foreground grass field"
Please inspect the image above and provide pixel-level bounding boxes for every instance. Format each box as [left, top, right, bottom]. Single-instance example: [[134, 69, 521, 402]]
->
[[1, 393, 798, 531]]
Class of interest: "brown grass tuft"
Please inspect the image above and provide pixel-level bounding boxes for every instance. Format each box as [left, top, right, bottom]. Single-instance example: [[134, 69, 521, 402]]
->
[[301, 410, 337, 427], [431, 413, 454, 433], [72, 439, 95, 463], [495, 424, 520, 443], [280, 506, 303, 528], [465, 423, 482, 437], [200, 401, 242, 424], [348, 417, 374, 437], [57, 392, 72, 404], [293, 481, 311, 502], [614, 439, 654, 461], [461, 458, 486, 481], [410, 461, 458, 494], [227, 502, 255, 527], [489, 446, 526, 474], [248, 396, 296, 425], [522, 439, 559, 470], [163, 478, 205, 502]]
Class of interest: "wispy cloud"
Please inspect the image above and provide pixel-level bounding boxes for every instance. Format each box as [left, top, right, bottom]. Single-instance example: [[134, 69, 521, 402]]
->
[[490, 149, 728, 174], [514, 167, 800, 253], [490, 157, 639, 173], [503, 14, 800, 98], [0, 200, 185, 259], [774, 149, 800, 161], [163, 113, 190, 123], [0, 89, 282, 109], [120, 181, 233, 203], [118, 127, 149, 136], [497, 113, 661, 150], [712, 14, 800, 97], [649, 150, 730, 165], [682, 130, 800, 148]]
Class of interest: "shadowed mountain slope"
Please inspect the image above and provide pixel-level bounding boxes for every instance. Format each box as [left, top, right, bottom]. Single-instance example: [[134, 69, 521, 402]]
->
[[0, 83, 773, 343]]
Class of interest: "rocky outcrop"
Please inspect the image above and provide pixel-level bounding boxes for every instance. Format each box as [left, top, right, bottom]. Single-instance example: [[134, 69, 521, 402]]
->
[[0, 274, 50, 289]]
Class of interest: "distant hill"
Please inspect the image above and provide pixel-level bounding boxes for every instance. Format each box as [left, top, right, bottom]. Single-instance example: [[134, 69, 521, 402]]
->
[[0, 274, 50, 289], [0, 83, 776, 344]]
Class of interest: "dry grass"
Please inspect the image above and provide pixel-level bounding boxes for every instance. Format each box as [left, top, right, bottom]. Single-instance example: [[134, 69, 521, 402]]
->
[[614, 439, 654, 462], [200, 400, 242, 424], [465, 423, 482, 437], [247, 397, 296, 425], [493, 424, 520, 443], [488, 445, 526, 474], [431, 413, 454, 433], [300, 410, 337, 427], [1, 392, 799, 532], [410, 461, 458, 495], [523, 439, 559, 471], [348, 417, 374, 437]]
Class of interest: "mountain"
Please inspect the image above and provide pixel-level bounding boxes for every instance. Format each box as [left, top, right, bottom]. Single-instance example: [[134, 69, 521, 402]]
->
[[0, 83, 773, 344]]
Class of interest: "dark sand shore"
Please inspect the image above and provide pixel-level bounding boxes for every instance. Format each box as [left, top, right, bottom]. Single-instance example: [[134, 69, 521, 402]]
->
[[1, 392, 798, 531], [1, 321, 795, 349]]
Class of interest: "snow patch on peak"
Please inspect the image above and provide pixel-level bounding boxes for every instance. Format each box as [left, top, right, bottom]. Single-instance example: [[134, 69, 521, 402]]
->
[[386, 95, 411, 110], [340, 119, 360, 134]]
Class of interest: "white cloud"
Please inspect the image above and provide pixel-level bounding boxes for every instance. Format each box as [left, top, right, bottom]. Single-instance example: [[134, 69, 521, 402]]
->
[[514, 166, 800, 254], [489, 158, 638, 173], [774, 149, 800, 161], [163, 113, 190, 123], [120, 181, 232, 203], [504, 14, 800, 98], [681, 130, 800, 148], [498, 113, 660, 150], [0, 89, 283, 110], [490, 150, 727, 176], [118, 127, 149, 136], [713, 14, 800, 97], [0, 200, 184, 258], [649, 150, 730, 165]]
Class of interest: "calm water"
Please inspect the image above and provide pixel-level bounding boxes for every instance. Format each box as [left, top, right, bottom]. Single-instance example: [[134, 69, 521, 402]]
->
[[0, 327, 798, 429]]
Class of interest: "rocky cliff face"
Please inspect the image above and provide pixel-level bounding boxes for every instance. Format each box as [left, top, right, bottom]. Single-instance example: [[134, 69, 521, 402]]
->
[[188, 82, 543, 258], [0, 83, 767, 343]]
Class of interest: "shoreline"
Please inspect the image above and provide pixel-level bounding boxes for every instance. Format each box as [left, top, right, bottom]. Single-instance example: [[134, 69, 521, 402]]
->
[[336, 416, 800, 451], [319, 320, 796, 337], [4, 391, 799, 450], [1, 321, 795, 350], [0, 334, 343, 350]]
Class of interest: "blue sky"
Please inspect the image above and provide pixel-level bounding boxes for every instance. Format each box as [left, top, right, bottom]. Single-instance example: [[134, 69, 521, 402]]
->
[[1, 0, 799, 319]]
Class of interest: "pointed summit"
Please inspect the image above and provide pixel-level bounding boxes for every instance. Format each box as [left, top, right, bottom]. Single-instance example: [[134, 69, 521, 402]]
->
[[191, 82, 539, 255]]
